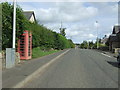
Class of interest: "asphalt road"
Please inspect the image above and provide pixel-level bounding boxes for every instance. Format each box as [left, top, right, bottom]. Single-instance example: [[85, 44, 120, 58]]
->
[[23, 48, 118, 88]]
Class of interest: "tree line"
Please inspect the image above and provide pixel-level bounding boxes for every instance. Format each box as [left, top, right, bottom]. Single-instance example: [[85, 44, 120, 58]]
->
[[79, 38, 107, 49], [2, 2, 75, 50]]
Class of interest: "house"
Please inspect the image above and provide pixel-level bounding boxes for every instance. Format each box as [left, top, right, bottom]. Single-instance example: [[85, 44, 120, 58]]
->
[[23, 11, 36, 23], [101, 35, 108, 45], [101, 38, 108, 45], [107, 25, 120, 52]]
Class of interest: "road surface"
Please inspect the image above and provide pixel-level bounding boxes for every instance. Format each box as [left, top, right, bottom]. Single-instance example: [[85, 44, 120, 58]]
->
[[23, 48, 118, 88]]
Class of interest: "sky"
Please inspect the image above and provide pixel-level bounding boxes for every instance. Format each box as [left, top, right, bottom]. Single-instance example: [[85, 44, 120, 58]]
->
[[3, 1, 118, 43]]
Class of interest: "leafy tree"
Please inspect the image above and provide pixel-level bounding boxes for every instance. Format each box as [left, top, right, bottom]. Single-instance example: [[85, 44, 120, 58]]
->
[[2, 2, 75, 51], [80, 41, 90, 49], [89, 41, 94, 48], [2, 2, 29, 50], [60, 28, 66, 36], [0, 4, 2, 51], [68, 39, 75, 48]]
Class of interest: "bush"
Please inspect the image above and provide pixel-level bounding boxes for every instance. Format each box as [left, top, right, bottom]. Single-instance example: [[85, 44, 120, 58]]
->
[[2, 2, 75, 50], [27, 22, 75, 50]]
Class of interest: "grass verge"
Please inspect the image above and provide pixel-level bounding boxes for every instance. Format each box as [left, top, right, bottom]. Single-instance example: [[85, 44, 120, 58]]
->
[[32, 47, 59, 59]]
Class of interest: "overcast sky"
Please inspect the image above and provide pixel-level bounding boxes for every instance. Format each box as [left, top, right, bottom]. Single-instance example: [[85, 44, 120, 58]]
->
[[14, 2, 118, 43]]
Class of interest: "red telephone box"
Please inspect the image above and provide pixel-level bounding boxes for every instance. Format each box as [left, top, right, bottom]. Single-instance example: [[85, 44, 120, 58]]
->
[[17, 30, 32, 60]]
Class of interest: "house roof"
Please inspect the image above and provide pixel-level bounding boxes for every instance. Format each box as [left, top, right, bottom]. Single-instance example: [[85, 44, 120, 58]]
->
[[108, 34, 120, 42], [107, 25, 120, 43], [23, 11, 36, 22], [112, 25, 120, 34], [101, 38, 108, 43]]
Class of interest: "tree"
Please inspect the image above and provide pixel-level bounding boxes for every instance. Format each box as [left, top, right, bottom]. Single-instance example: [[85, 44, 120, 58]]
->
[[80, 41, 88, 49], [60, 28, 66, 36], [2, 2, 75, 51], [68, 39, 75, 48], [2, 2, 29, 50], [89, 41, 94, 49], [0, 4, 1, 51]]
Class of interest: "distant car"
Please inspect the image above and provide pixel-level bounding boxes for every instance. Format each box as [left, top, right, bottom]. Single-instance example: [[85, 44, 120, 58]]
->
[[117, 50, 120, 65]]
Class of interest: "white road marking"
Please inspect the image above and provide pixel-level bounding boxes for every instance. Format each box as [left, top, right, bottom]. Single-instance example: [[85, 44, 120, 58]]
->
[[12, 49, 70, 88], [101, 53, 112, 58]]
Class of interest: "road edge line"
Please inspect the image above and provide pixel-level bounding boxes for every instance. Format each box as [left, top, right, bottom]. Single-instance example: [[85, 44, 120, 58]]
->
[[12, 49, 70, 88], [101, 53, 112, 58]]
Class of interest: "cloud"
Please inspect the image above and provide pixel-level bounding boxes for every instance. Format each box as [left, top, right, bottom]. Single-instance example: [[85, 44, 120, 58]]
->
[[17, 2, 118, 43], [2, 0, 119, 2], [89, 2, 118, 16], [34, 2, 98, 23], [64, 23, 97, 43]]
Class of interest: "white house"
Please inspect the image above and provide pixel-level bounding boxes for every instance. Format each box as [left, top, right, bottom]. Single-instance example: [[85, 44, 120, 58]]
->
[[23, 11, 36, 23]]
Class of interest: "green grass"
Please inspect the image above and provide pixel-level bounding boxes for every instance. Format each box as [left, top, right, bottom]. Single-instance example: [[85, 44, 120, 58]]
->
[[99, 44, 107, 47], [32, 47, 59, 59]]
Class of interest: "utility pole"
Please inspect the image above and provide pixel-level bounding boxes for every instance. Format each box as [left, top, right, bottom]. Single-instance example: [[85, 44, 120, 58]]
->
[[60, 21, 66, 36], [88, 41, 89, 49], [6, 0, 17, 69], [61, 21, 62, 29], [96, 21, 99, 49], [60, 21, 62, 33], [12, 0, 16, 48]]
